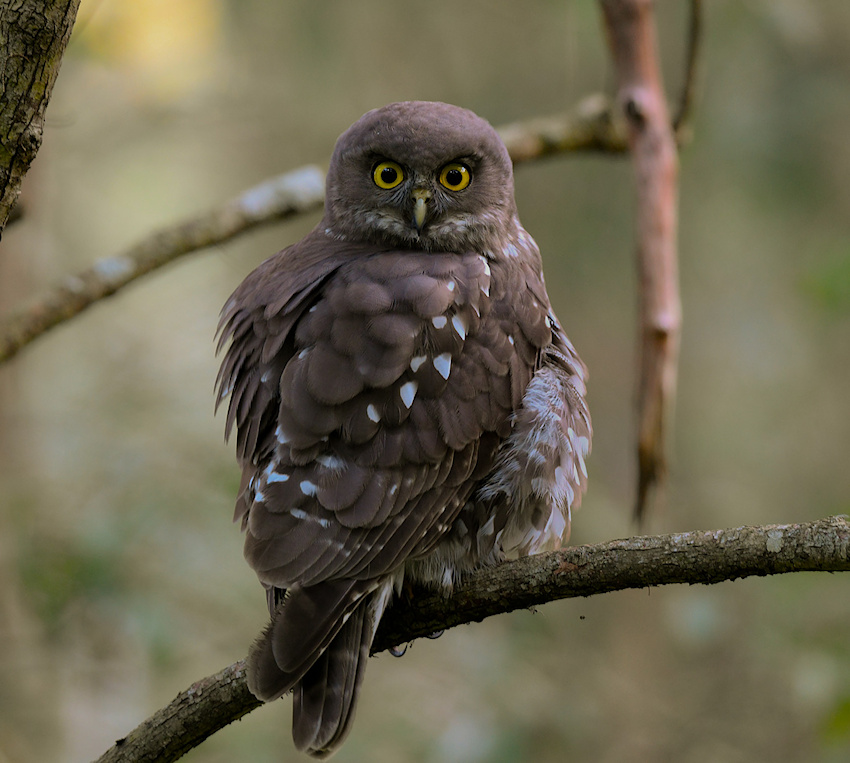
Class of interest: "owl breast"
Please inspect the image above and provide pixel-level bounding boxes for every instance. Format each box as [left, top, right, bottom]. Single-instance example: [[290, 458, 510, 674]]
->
[[404, 227, 591, 589]]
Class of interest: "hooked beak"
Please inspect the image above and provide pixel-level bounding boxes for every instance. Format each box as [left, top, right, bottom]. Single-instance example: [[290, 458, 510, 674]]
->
[[412, 188, 431, 233]]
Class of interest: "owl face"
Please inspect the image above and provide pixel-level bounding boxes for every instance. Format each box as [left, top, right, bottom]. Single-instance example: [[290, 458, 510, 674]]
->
[[323, 101, 517, 253]]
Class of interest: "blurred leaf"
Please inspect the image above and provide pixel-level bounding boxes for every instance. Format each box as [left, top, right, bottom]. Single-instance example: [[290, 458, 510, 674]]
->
[[801, 244, 850, 313], [71, 0, 221, 100], [17, 535, 126, 633], [822, 695, 850, 744]]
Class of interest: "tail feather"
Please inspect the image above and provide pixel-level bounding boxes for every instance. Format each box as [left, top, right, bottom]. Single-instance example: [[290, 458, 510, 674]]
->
[[246, 577, 394, 758], [247, 578, 372, 702], [292, 601, 371, 756]]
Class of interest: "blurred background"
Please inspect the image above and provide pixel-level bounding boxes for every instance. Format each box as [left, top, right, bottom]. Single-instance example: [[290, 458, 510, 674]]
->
[[1, 1, 849, 761]]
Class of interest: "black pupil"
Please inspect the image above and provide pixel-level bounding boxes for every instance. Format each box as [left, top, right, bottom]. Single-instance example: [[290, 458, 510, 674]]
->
[[446, 168, 463, 187], [380, 166, 398, 185]]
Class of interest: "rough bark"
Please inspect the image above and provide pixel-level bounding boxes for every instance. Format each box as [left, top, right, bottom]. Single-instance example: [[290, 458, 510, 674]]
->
[[95, 516, 850, 763], [0, 0, 80, 235]]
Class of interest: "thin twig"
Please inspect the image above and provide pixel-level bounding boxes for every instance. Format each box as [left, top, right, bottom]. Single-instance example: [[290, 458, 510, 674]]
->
[[0, 101, 627, 366], [95, 516, 850, 763], [673, 0, 703, 136]]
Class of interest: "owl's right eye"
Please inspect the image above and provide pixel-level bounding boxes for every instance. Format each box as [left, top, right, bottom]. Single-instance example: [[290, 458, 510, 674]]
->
[[373, 161, 404, 189]]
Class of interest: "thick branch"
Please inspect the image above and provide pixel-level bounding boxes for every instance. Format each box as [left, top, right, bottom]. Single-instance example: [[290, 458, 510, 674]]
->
[[600, 0, 682, 520], [96, 517, 850, 763], [0, 0, 80, 235], [0, 99, 627, 366]]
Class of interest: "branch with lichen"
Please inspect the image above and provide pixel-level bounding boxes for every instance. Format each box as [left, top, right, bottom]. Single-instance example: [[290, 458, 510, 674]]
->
[[94, 516, 850, 763]]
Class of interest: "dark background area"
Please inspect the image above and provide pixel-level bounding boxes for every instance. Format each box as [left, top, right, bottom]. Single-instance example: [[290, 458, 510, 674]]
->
[[1, 1, 849, 761]]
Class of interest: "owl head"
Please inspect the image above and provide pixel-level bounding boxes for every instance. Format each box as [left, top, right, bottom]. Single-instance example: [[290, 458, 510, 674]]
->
[[322, 101, 517, 253]]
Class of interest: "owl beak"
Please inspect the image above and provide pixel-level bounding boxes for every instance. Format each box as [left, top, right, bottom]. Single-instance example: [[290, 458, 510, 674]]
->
[[411, 189, 431, 233]]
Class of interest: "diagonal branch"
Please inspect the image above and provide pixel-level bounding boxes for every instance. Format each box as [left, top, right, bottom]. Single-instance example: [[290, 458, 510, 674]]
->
[[95, 516, 850, 763], [0, 166, 327, 362], [0, 98, 627, 366]]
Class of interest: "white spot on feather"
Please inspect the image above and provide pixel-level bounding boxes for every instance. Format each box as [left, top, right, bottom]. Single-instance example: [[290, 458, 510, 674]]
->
[[409, 355, 427, 373], [446, 280, 456, 292], [554, 465, 566, 483], [317, 455, 344, 470], [291, 508, 330, 528], [267, 471, 290, 483], [478, 515, 495, 539], [433, 353, 452, 379], [452, 314, 467, 340], [399, 381, 418, 408], [508, 335, 515, 345], [432, 315, 447, 330], [577, 449, 588, 479], [275, 426, 289, 445], [367, 404, 381, 423], [300, 480, 318, 496]]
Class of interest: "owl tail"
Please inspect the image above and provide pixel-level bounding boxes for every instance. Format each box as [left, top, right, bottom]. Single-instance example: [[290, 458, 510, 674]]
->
[[246, 577, 394, 759]]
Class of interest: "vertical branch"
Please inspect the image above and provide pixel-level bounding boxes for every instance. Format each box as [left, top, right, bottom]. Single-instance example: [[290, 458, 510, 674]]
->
[[599, 0, 682, 520], [0, 0, 81, 236]]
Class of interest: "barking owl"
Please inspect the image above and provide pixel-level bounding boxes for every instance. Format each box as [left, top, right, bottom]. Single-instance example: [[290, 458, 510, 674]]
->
[[216, 101, 591, 758]]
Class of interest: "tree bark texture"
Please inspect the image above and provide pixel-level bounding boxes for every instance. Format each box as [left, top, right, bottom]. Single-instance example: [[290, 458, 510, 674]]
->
[[0, 0, 80, 235], [95, 516, 850, 763]]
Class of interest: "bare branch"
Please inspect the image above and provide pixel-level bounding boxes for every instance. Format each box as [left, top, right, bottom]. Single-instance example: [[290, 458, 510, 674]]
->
[[95, 517, 850, 763], [600, 0, 682, 521], [496, 94, 627, 160], [0, 99, 627, 366], [0, 166, 327, 363], [0, 0, 81, 235]]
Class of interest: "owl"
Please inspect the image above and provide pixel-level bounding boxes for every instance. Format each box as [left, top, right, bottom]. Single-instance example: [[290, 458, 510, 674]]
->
[[216, 101, 590, 758]]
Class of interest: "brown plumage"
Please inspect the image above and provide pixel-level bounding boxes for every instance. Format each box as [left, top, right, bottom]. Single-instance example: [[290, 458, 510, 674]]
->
[[216, 101, 591, 758]]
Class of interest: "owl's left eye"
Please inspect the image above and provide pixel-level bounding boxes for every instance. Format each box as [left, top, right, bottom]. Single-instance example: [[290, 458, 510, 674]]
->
[[373, 161, 405, 189], [438, 163, 471, 191]]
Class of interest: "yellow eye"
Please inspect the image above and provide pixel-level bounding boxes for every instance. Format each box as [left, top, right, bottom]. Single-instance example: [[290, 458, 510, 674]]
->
[[373, 161, 404, 189], [439, 163, 471, 191]]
